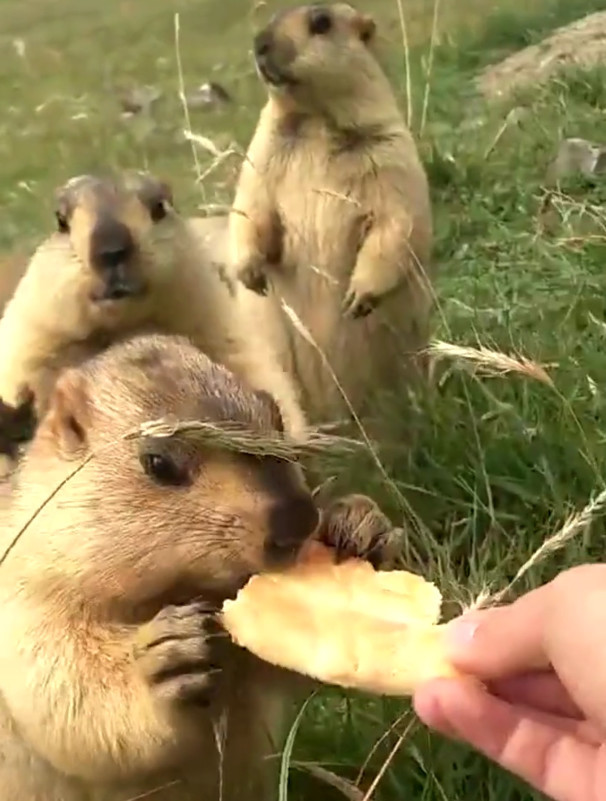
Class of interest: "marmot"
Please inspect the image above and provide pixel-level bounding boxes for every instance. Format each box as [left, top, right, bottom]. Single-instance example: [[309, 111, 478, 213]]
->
[[0, 248, 32, 476], [0, 251, 27, 319], [228, 3, 434, 427], [0, 171, 307, 451], [0, 332, 402, 801]]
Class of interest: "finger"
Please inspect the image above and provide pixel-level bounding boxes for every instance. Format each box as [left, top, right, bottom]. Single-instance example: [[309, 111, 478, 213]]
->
[[488, 672, 584, 720], [446, 565, 606, 682], [415, 678, 601, 746], [540, 566, 606, 732], [413, 678, 606, 801], [444, 590, 552, 678], [509, 702, 604, 747]]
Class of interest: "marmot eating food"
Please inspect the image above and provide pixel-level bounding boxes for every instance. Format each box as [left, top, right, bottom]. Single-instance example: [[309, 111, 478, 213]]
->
[[229, 3, 435, 427], [0, 332, 402, 801], [0, 171, 308, 455]]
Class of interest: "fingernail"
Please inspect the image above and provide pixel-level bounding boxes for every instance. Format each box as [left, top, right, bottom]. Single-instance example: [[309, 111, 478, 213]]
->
[[445, 617, 479, 655]]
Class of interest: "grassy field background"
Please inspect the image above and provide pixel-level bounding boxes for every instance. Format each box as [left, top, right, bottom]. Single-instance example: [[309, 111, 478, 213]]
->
[[2, 0, 606, 798]]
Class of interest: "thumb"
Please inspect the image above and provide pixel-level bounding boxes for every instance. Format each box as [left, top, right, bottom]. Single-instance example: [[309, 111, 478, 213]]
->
[[444, 587, 552, 679]]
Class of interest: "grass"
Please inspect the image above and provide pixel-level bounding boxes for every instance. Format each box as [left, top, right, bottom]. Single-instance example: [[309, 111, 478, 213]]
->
[[2, 0, 606, 799]]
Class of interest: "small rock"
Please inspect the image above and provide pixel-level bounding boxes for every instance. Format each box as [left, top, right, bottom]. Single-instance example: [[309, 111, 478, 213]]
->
[[185, 81, 232, 110], [546, 137, 606, 184], [118, 85, 162, 116]]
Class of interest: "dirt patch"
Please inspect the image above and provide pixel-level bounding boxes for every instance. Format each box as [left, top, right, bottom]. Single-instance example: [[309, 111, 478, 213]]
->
[[477, 10, 606, 100]]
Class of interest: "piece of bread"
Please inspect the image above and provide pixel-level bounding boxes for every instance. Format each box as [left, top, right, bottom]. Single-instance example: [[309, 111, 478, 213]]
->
[[221, 542, 460, 696]]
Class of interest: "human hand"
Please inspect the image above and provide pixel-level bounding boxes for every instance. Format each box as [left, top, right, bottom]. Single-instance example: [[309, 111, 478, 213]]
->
[[413, 564, 606, 801]]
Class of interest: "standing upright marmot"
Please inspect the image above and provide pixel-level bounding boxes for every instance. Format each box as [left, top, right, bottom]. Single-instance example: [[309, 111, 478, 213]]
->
[[0, 251, 27, 319], [0, 171, 307, 448], [228, 3, 434, 427], [0, 332, 402, 801]]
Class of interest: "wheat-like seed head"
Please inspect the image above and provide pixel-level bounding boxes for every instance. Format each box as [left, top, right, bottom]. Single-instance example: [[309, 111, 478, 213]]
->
[[128, 417, 364, 460], [428, 340, 555, 387]]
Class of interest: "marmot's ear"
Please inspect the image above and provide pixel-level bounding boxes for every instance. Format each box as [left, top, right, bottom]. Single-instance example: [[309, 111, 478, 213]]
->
[[53, 174, 94, 233], [254, 389, 285, 434], [54, 184, 72, 233], [353, 12, 376, 43], [44, 369, 91, 455]]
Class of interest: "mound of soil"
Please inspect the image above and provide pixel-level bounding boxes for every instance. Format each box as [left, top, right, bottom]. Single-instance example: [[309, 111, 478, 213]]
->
[[477, 10, 606, 100]]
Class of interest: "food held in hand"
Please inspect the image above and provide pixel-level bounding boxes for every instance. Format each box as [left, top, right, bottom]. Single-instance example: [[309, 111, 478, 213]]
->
[[221, 542, 460, 696]]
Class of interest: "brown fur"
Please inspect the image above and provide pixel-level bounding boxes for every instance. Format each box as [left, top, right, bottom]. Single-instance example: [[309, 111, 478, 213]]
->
[[228, 3, 435, 428], [0, 332, 402, 801], [0, 171, 307, 452]]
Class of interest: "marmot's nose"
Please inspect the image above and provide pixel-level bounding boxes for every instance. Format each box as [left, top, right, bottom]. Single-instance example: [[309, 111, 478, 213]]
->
[[254, 29, 273, 59], [90, 217, 136, 270], [265, 494, 320, 561]]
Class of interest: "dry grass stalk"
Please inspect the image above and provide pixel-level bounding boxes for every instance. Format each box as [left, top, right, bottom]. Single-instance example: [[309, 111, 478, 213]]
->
[[305, 262, 339, 285], [394, 0, 413, 128], [311, 188, 362, 207], [470, 485, 606, 610], [182, 130, 244, 184], [428, 340, 555, 387], [483, 106, 527, 160], [0, 417, 363, 571], [541, 190, 606, 231], [557, 235, 606, 247], [293, 763, 364, 801], [588, 311, 606, 336], [125, 780, 181, 800], [361, 717, 417, 801], [419, 0, 441, 136], [131, 417, 364, 460], [174, 13, 202, 188], [280, 300, 430, 543], [355, 709, 413, 785], [291, 713, 417, 801], [181, 130, 225, 159]]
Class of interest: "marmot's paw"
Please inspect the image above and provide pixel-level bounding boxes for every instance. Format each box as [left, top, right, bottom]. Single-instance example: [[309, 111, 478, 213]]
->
[[316, 493, 404, 569], [238, 261, 269, 296], [342, 285, 380, 319], [0, 394, 36, 457], [134, 601, 223, 708]]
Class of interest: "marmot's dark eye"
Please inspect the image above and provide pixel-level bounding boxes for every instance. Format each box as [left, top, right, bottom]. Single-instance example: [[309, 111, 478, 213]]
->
[[149, 200, 168, 223], [55, 211, 70, 233], [141, 452, 189, 486], [308, 9, 332, 36]]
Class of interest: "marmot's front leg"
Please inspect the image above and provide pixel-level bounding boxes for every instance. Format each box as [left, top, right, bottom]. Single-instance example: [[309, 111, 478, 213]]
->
[[315, 493, 404, 569], [229, 166, 281, 296], [343, 212, 418, 320], [135, 601, 224, 709], [0, 604, 227, 782]]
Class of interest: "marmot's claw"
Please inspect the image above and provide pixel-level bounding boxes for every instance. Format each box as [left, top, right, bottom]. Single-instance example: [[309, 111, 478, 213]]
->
[[238, 264, 269, 296], [135, 601, 224, 708], [342, 288, 379, 319], [315, 493, 404, 570]]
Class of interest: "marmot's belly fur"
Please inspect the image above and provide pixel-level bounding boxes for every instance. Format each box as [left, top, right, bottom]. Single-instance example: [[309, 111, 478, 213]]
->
[[259, 159, 430, 424]]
